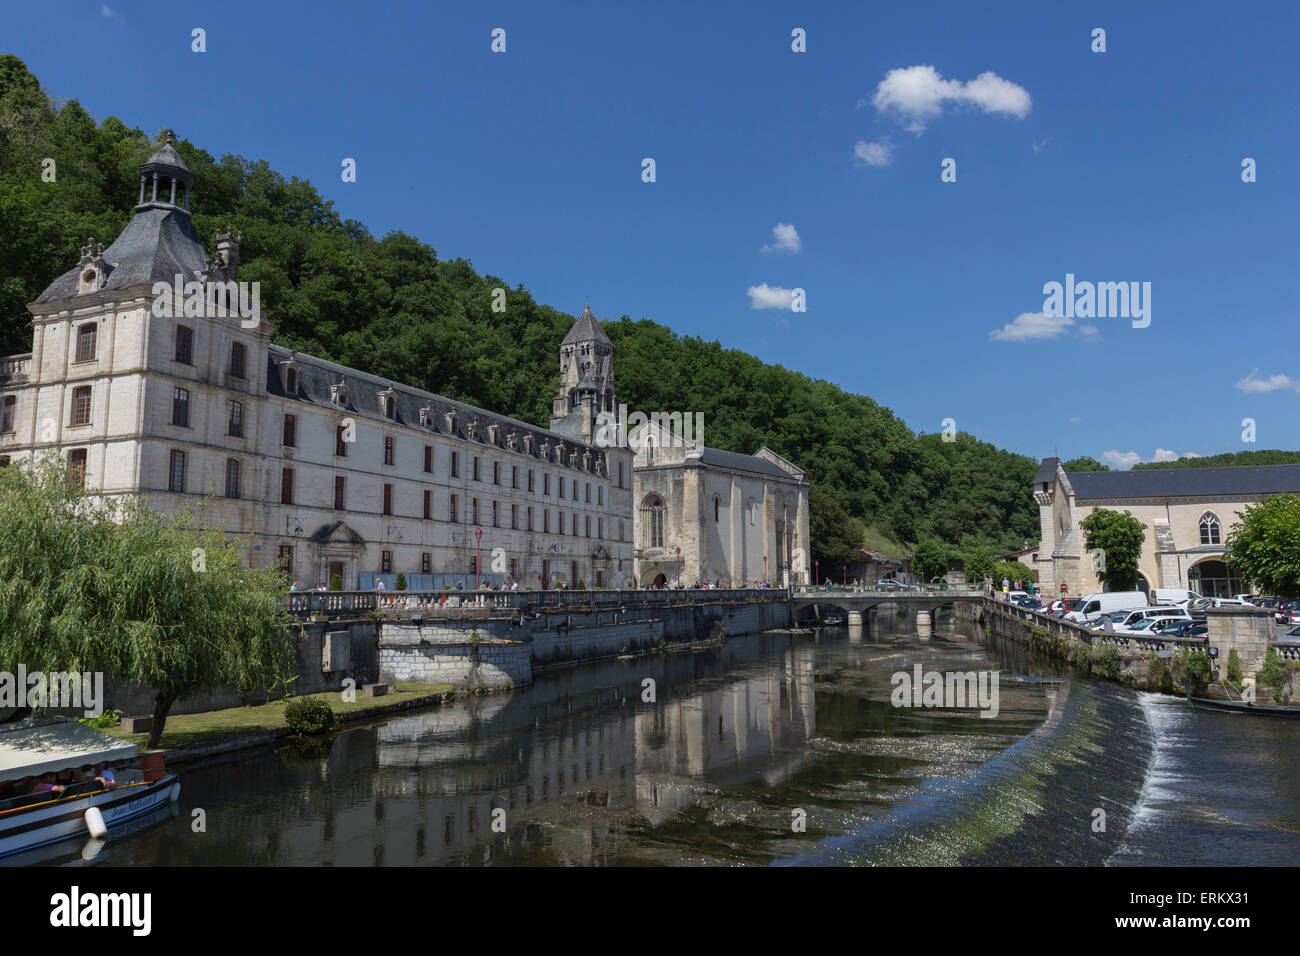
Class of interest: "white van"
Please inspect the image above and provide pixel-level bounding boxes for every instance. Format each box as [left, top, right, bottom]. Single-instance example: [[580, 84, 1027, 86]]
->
[[1152, 588, 1201, 607], [1064, 591, 1148, 623]]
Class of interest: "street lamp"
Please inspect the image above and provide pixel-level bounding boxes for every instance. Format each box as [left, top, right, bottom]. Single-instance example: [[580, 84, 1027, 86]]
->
[[842, 565, 846, 588], [763, 554, 768, 586], [474, 527, 482, 590], [675, 545, 681, 587], [815, 559, 819, 586]]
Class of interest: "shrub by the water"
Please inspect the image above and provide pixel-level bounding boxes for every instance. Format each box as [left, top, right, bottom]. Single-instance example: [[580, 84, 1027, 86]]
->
[[284, 696, 338, 735], [330, 574, 342, 591], [395, 573, 407, 590]]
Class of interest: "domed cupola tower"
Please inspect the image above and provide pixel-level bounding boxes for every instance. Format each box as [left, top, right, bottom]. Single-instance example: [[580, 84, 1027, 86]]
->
[[135, 131, 195, 214]]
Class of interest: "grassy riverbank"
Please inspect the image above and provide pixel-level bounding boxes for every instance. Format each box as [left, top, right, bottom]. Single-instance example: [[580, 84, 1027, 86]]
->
[[102, 684, 454, 751]]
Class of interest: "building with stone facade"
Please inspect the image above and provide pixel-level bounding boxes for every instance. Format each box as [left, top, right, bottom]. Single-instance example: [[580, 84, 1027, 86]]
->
[[1032, 456, 1300, 597], [629, 418, 809, 588], [0, 134, 634, 590]]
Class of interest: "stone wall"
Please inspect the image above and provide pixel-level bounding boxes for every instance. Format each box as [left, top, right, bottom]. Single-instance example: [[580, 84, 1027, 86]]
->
[[376, 595, 791, 690]]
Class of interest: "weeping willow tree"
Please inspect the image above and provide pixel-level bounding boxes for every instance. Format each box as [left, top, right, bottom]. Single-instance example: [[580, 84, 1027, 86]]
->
[[0, 455, 297, 748]]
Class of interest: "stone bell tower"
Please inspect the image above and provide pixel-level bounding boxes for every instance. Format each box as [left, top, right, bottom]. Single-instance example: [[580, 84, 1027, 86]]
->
[[551, 301, 615, 440]]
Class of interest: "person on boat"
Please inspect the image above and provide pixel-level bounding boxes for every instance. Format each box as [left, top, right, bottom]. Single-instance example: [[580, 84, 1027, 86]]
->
[[31, 773, 66, 796], [91, 762, 116, 789]]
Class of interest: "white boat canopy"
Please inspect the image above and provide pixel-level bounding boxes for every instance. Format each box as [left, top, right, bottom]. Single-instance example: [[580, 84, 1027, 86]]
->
[[0, 718, 137, 780]]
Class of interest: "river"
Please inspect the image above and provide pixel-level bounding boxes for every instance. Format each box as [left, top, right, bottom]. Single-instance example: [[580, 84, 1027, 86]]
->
[[27, 610, 1300, 866]]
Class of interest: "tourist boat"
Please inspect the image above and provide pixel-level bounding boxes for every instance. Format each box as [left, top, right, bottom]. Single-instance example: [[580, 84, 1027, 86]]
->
[[0, 717, 180, 859], [1183, 684, 1300, 717]]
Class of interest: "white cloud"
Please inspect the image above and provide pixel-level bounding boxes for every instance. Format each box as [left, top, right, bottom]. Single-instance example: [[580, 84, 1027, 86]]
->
[[989, 312, 1073, 342], [1076, 324, 1102, 343], [1032, 138, 1048, 154], [1100, 450, 1144, 470], [1068, 417, 1084, 424], [747, 283, 796, 310], [853, 139, 893, 167], [1100, 449, 1201, 470], [100, 4, 122, 19], [1237, 369, 1300, 394], [871, 65, 1031, 134], [761, 223, 801, 254]]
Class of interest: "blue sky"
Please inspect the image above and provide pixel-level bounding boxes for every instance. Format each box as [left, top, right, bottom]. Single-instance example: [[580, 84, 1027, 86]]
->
[[6, 0, 1298, 468]]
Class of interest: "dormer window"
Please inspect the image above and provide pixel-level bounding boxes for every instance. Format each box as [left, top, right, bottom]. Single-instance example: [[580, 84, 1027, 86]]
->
[[419, 405, 433, 427], [278, 357, 300, 396], [444, 410, 458, 433], [378, 387, 397, 420], [487, 424, 500, 445], [331, 380, 349, 406]]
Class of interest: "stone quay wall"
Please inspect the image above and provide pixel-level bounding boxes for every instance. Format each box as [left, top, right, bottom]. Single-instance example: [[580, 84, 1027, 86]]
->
[[377, 594, 792, 690]]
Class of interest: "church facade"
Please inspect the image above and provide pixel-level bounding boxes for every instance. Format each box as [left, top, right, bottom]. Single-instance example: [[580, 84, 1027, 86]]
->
[[0, 133, 634, 590], [1032, 456, 1300, 597], [630, 418, 809, 588]]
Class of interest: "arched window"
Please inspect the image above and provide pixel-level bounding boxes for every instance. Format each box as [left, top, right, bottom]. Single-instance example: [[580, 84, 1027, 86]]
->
[[748, 498, 757, 526], [641, 494, 665, 548], [1199, 512, 1221, 546], [713, 495, 720, 523]]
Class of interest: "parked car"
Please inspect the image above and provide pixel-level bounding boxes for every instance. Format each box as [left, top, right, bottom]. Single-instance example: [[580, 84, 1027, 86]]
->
[[1161, 620, 1208, 638], [1112, 606, 1192, 634], [1275, 601, 1300, 625]]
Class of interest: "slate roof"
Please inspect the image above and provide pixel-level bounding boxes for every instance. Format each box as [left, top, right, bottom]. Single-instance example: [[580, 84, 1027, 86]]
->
[[698, 446, 798, 481], [1033, 456, 1060, 485], [266, 346, 609, 464], [1064, 463, 1300, 499], [36, 208, 209, 303], [561, 302, 611, 347]]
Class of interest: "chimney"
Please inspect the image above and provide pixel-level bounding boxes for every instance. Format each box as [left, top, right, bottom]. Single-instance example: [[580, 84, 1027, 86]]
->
[[216, 229, 241, 278], [581, 392, 595, 444]]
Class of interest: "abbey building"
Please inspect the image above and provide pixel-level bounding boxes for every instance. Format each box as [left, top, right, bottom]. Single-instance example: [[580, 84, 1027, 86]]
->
[[0, 133, 634, 590]]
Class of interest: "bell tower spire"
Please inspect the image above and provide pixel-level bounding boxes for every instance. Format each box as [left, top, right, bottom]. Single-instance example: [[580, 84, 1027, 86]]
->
[[552, 301, 615, 433]]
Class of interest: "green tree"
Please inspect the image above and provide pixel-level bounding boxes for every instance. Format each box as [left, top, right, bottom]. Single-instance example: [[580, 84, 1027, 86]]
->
[[809, 485, 865, 571], [1080, 508, 1146, 591], [1062, 456, 1109, 472], [911, 539, 950, 582], [993, 561, 1035, 588], [1224, 493, 1300, 599], [0, 457, 296, 748], [964, 545, 996, 583]]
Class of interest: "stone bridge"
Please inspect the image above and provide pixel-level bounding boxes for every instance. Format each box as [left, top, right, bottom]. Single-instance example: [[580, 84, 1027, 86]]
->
[[790, 586, 987, 626]]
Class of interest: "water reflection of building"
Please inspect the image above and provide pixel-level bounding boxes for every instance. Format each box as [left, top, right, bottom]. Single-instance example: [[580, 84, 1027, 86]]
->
[[263, 645, 818, 864]]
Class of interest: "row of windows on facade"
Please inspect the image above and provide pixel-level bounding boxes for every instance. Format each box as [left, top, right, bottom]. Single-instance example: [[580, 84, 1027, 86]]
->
[[275, 544, 603, 586], [62, 322, 236, 375], [16, 381, 624, 499], [43, 323, 624, 483], [90, 447, 627, 539]]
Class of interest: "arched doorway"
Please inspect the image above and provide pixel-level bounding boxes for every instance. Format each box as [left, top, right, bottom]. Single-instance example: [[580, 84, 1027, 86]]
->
[[643, 570, 667, 589], [1188, 559, 1241, 598]]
